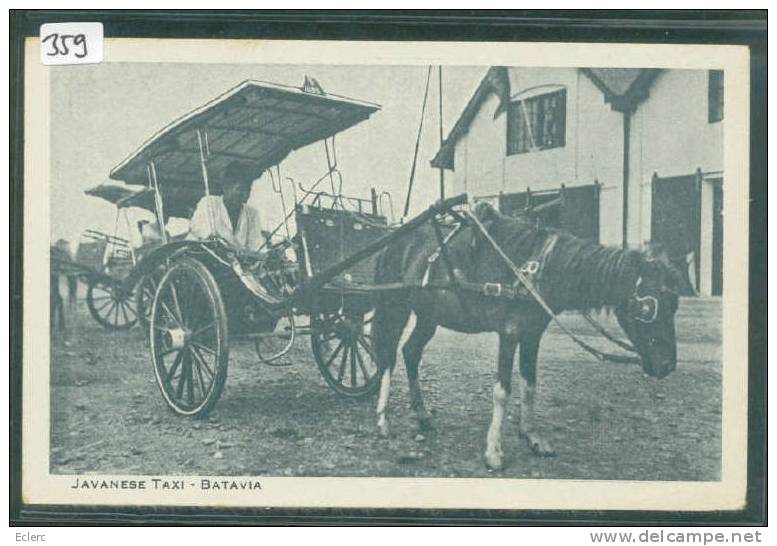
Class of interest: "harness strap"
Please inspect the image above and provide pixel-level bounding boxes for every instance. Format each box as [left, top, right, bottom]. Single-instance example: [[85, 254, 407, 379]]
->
[[421, 220, 464, 286], [582, 312, 638, 354], [465, 210, 641, 366]]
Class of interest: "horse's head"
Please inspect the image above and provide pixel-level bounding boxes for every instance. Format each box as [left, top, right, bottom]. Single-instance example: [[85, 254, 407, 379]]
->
[[615, 256, 680, 379]]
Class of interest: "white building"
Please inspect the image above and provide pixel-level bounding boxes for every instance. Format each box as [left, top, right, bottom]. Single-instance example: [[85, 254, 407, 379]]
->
[[432, 67, 724, 296]]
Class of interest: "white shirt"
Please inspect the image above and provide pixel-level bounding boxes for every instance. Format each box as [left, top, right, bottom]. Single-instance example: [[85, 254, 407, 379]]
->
[[188, 195, 265, 253]]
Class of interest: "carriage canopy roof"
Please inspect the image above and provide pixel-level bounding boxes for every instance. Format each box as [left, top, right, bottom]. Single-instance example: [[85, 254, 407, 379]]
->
[[85, 183, 204, 219], [84, 183, 141, 205], [109, 80, 381, 190]]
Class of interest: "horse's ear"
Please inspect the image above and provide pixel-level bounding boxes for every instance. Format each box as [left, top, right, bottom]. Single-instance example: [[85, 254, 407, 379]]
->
[[473, 201, 498, 227], [470, 201, 498, 251], [644, 240, 670, 265]]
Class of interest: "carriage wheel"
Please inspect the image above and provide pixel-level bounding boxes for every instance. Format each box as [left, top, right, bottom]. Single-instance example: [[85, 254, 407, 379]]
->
[[86, 278, 137, 330], [149, 257, 228, 417], [135, 269, 163, 332], [254, 311, 296, 365], [311, 308, 380, 398]]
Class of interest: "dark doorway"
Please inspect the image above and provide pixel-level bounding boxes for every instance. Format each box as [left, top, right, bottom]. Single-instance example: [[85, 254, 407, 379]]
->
[[499, 183, 600, 241], [711, 180, 723, 295], [651, 174, 701, 296]]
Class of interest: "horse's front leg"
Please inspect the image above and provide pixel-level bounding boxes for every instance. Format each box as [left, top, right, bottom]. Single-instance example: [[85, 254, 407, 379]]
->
[[373, 302, 410, 438], [518, 334, 555, 457], [402, 318, 437, 435], [485, 332, 518, 471]]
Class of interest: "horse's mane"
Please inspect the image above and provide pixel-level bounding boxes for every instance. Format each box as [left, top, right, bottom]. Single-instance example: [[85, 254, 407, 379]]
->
[[543, 230, 642, 312], [478, 204, 642, 312]]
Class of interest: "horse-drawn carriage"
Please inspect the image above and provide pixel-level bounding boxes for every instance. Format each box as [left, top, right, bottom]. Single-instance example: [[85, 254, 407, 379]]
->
[[102, 79, 467, 417], [50, 181, 198, 330]]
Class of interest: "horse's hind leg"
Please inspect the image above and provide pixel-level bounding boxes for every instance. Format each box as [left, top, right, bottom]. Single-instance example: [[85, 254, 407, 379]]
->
[[373, 299, 411, 438], [518, 334, 555, 457], [402, 316, 437, 434]]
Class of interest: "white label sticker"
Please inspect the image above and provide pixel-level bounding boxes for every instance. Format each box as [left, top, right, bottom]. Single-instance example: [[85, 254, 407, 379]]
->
[[40, 22, 103, 65]]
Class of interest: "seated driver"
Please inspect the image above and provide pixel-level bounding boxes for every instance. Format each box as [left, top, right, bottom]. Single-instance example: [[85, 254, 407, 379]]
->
[[189, 160, 266, 254], [189, 161, 282, 306]]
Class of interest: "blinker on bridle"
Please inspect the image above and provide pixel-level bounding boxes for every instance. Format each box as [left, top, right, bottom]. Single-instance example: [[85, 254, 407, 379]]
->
[[632, 276, 659, 324]]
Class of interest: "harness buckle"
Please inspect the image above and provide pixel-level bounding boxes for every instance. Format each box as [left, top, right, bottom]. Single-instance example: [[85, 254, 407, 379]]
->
[[482, 282, 502, 297], [520, 260, 540, 275]]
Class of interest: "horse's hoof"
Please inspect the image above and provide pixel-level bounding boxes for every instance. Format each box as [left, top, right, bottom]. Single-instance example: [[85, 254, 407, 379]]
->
[[525, 434, 556, 457], [377, 423, 390, 439], [417, 416, 435, 433], [484, 450, 504, 471]]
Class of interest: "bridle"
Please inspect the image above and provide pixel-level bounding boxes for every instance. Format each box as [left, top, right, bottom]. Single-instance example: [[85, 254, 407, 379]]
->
[[632, 276, 660, 324]]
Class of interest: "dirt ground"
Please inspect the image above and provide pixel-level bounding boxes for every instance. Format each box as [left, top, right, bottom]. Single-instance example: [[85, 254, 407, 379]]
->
[[50, 296, 721, 480]]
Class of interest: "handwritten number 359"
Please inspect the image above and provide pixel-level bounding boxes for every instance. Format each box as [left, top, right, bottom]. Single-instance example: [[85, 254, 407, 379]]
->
[[42, 33, 88, 58]]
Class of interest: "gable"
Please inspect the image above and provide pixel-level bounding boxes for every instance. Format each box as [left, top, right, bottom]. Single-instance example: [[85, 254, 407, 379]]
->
[[432, 67, 661, 170]]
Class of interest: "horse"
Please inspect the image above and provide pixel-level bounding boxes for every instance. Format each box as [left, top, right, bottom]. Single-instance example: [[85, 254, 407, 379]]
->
[[371, 202, 680, 470]]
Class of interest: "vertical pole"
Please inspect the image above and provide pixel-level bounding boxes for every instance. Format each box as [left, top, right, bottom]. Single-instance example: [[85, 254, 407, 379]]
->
[[403, 65, 433, 218], [122, 208, 137, 265], [196, 129, 217, 237], [621, 110, 632, 249], [438, 65, 445, 201], [148, 162, 169, 244]]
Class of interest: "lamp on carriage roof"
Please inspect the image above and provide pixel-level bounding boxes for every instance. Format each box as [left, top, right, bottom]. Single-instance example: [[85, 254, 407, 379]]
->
[[302, 75, 325, 95]]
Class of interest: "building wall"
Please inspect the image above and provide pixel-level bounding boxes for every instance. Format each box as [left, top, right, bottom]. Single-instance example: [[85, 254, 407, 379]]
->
[[447, 68, 723, 294], [628, 69, 724, 294], [451, 92, 506, 197], [452, 68, 625, 246]]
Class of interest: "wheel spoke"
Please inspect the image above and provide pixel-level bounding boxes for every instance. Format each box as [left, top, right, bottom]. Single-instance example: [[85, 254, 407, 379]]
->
[[356, 335, 376, 361], [175, 352, 190, 400], [350, 344, 357, 387], [124, 301, 137, 318], [191, 340, 216, 357], [159, 298, 183, 329], [180, 276, 198, 325], [324, 340, 345, 369], [94, 298, 114, 313], [189, 322, 215, 340], [185, 352, 195, 405], [337, 344, 349, 383], [354, 343, 369, 381], [119, 302, 130, 325], [190, 347, 210, 396], [190, 344, 214, 381], [165, 350, 184, 386], [165, 283, 185, 327]]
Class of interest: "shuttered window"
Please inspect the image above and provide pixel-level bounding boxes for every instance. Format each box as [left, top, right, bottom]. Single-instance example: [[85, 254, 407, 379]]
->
[[708, 70, 724, 123], [507, 89, 566, 155]]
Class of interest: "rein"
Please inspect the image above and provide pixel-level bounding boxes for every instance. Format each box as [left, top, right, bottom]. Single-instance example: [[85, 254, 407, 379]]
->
[[464, 210, 642, 366]]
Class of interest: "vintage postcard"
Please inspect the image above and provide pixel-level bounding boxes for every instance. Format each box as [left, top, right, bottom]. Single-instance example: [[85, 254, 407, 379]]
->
[[22, 37, 750, 511]]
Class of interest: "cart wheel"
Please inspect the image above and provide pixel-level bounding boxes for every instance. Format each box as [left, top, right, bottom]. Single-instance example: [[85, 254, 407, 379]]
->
[[135, 269, 163, 332], [311, 309, 380, 398], [254, 311, 296, 365], [150, 257, 228, 417], [86, 278, 137, 330]]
